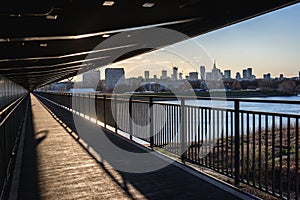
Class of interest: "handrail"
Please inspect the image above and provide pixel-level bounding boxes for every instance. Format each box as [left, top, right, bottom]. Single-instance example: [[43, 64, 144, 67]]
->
[[0, 95, 25, 116], [44, 92, 300, 105], [0, 94, 27, 126]]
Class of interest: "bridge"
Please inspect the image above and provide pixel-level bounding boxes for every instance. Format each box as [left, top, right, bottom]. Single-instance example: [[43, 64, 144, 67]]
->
[[1, 1, 300, 199]]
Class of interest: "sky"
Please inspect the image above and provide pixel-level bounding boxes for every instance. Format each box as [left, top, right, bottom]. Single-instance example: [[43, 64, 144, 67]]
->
[[82, 2, 300, 81], [195, 2, 300, 78]]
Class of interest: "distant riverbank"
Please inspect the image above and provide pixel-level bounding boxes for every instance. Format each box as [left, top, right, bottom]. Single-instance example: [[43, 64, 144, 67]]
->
[[148, 90, 296, 99], [209, 90, 295, 98]]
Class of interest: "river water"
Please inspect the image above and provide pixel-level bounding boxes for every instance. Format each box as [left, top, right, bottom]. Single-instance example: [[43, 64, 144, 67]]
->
[[165, 95, 300, 115], [153, 96, 300, 138]]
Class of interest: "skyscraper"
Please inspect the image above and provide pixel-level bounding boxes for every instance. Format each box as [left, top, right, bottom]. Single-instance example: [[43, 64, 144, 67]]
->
[[179, 72, 183, 80], [206, 72, 212, 81], [242, 69, 247, 79], [279, 74, 284, 80], [200, 66, 205, 80], [172, 67, 178, 80], [144, 71, 150, 80], [224, 70, 231, 79], [263, 73, 271, 80], [82, 70, 100, 87], [247, 68, 253, 79], [161, 70, 167, 79], [235, 72, 241, 80], [105, 68, 125, 91], [189, 72, 198, 80], [211, 60, 222, 80]]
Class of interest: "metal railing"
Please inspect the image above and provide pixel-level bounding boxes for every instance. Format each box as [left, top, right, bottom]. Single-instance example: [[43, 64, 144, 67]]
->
[[35, 91, 300, 199], [0, 94, 28, 199]]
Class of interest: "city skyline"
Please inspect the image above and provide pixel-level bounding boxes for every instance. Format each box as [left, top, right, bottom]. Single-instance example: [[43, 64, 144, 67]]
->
[[104, 2, 300, 79]]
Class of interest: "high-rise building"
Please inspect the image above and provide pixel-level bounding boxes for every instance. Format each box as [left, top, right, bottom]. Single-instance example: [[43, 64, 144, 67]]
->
[[279, 74, 284, 81], [206, 72, 212, 81], [242, 69, 247, 79], [247, 68, 253, 79], [235, 72, 241, 80], [105, 68, 125, 91], [172, 67, 178, 80], [179, 72, 183, 80], [200, 66, 205, 80], [211, 60, 222, 80], [161, 70, 168, 79], [144, 71, 150, 80], [263, 73, 271, 80], [82, 70, 100, 87], [224, 70, 231, 79], [189, 72, 198, 80]]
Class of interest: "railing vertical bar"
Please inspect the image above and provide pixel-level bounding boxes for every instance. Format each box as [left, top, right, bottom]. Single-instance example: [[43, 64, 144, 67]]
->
[[295, 117, 299, 200], [129, 97, 133, 141], [198, 107, 201, 164], [212, 109, 215, 169], [271, 115, 275, 195], [225, 110, 229, 175], [231, 111, 234, 176], [279, 116, 283, 198], [204, 108, 207, 166], [176, 106, 180, 155], [88, 94, 91, 120], [234, 100, 240, 187], [217, 110, 220, 171], [192, 107, 195, 162], [208, 108, 212, 168], [241, 112, 244, 181], [246, 112, 250, 185], [103, 95, 106, 128], [258, 114, 262, 189], [265, 114, 269, 193], [180, 98, 186, 163], [221, 110, 224, 173], [166, 104, 168, 148], [252, 113, 256, 187], [188, 107, 191, 161], [287, 117, 291, 200], [200, 107, 204, 164], [173, 105, 176, 154], [114, 95, 117, 134]]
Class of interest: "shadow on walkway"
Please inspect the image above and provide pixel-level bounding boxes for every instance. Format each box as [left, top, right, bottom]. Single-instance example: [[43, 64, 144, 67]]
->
[[17, 97, 40, 200]]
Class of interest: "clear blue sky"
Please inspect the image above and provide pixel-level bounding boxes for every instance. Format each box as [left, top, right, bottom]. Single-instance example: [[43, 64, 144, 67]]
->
[[195, 2, 300, 78], [92, 2, 300, 80]]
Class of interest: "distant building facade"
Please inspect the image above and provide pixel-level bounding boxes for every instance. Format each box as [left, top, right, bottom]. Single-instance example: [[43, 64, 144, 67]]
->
[[189, 72, 199, 81], [224, 70, 231, 79], [161, 70, 168, 79], [263, 73, 271, 80], [172, 67, 178, 80], [105, 68, 125, 91], [144, 71, 150, 80], [200, 66, 205, 80], [206, 72, 212, 81], [242, 69, 247, 79], [235, 72, 241, 80], [83, 70, 100, 87]]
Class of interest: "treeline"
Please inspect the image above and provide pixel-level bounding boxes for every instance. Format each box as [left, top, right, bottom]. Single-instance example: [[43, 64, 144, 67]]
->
[[189, 79, 300, 95]]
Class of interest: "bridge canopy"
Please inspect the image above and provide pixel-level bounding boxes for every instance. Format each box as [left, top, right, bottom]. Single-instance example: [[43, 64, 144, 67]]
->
[[0, 0, 299, 90]]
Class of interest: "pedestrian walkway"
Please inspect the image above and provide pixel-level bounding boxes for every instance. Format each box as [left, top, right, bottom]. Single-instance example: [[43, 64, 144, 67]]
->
[[15, 94, 250, 199]]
